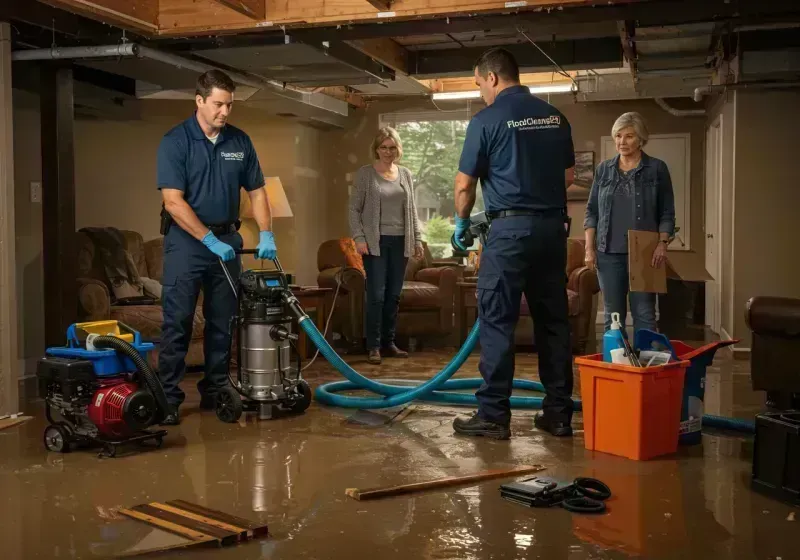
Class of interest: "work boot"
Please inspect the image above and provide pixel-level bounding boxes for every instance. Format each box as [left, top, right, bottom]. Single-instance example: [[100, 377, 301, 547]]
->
[[367, 349, 382, 364], [533, 412, 573, 437], [160, 408, 181, 426], [453, 413, 510, 440], [382, 343, 408, 358]]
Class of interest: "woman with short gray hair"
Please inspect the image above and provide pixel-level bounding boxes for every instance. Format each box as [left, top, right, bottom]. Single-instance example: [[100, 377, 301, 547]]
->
[[583, 111, 675, 335]]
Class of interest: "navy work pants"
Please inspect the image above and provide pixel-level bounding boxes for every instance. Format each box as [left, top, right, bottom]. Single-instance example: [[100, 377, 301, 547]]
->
[[362, 235, 408, 350], [476, 214, 574, 425], [158, 227, 242, 408]]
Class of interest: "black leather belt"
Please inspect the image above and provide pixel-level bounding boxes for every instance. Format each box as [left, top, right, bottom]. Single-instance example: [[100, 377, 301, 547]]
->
[[486, 208, 564, 220], [206, 221, 240, 235]]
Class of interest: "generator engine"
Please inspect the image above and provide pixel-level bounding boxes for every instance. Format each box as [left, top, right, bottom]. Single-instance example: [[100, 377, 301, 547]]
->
[[36, 321, 169, 456], [215, 266, 311, 422]]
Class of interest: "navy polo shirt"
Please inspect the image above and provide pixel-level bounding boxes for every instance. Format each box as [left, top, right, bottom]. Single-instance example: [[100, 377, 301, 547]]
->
[[458, 85, 575, 212], [157, 113, 265, 225]]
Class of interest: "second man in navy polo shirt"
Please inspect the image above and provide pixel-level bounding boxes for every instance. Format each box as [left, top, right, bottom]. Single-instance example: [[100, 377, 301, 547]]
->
[[451, 48, 576, 440], [156, 69, 277, 425]]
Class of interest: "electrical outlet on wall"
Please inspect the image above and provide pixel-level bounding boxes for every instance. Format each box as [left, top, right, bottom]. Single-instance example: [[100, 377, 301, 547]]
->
[[30, 182, 42, 203]]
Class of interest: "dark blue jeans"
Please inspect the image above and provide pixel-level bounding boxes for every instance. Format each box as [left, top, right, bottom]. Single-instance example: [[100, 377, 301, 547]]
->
[[596, 251, 657, 334], [362, 235, 408, 350], [476, 214, 573, 425], [158, 227, 242, 408]]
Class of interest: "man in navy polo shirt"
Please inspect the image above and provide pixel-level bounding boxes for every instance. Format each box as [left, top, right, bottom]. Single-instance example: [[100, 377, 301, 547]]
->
[[451, 48, 576, 440], [156, 69, 277, 425]]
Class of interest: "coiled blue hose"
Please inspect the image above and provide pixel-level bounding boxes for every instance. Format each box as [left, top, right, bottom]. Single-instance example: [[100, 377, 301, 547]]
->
[[301, 316, 754, 434]]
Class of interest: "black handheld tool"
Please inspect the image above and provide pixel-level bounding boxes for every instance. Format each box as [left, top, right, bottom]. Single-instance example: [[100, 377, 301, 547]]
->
[[500, 476, 611, 514]]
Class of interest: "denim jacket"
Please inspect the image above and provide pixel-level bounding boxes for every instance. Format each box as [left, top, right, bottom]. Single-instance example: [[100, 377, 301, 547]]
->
[[583, 152, 675, 252]]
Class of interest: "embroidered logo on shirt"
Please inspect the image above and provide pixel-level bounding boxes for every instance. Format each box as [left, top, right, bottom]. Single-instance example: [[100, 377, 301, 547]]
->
[[221, 152, 245, 162], [506, 115, 561, 130]]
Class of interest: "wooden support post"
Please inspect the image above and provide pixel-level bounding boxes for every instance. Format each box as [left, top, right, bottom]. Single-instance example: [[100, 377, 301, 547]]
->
[[40, 65, 77, 348], [0, 22, 20, 416]]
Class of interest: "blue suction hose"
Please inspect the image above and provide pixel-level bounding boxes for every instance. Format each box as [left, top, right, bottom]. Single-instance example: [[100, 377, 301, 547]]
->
[[292, 297, 754, 433]]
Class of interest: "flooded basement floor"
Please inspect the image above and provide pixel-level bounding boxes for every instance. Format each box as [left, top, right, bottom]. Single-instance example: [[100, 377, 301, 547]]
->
[[0, 347, 796, 559]]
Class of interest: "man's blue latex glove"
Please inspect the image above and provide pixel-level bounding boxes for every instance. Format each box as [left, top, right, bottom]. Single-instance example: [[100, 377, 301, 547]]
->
[[202, 231, 236, 262], [256, 231, 277, 260], [452, 214, 472, 251]]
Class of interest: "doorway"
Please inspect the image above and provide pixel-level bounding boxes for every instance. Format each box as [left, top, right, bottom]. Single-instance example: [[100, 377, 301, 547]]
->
[[704, 116, 723, 334]]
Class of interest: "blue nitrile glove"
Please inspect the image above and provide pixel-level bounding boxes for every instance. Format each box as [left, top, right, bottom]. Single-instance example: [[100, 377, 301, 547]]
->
[[452, 214, 472, 251], [202, 231, 235, 262], [256, 231, 277, 260]]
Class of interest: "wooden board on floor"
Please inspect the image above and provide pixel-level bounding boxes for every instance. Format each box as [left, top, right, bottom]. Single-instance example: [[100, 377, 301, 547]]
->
[[118, 500, 268, 553], [346, 464, 546, 501], [0, 416, 32, 431]]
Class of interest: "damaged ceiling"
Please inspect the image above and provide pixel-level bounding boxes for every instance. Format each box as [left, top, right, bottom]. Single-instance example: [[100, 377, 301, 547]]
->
[[4, 0, 800, 124]]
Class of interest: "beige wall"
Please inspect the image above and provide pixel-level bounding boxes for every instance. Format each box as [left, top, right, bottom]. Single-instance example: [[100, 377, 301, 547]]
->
[[12, 94, 334, 364], [730, 90, 800, 340]]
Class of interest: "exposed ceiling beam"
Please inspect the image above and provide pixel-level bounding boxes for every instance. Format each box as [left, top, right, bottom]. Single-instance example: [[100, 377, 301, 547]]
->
[[0, 0, 134, 41], [208, 0, 265, 20], [410, 37, 623, 78], [344, 38, 408, 75], [316, 86, 366, 108], [37, 0, 159, 34], [619, 20, 638, 84]]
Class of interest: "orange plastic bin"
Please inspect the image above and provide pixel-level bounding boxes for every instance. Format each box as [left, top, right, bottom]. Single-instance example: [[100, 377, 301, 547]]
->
[[576, 353, 690, 460]]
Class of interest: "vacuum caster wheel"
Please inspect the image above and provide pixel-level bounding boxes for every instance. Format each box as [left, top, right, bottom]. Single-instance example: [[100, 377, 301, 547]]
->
[[43, 425, 71, 453], [290, 379, 312, 413], [216, 387, 243, 423]]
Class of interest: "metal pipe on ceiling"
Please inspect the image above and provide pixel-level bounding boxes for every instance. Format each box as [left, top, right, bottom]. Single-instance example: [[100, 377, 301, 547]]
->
[[10, 43, 349, 121], [693, 81, 800, 102], [654, 97, 705, 117]]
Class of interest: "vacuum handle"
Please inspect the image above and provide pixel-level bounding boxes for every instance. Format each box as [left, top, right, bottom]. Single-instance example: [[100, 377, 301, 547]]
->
[[235, 249, 284, 272]]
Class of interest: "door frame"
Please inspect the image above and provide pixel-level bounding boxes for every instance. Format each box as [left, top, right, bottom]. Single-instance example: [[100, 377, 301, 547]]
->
[[704, 115, 724, 334]]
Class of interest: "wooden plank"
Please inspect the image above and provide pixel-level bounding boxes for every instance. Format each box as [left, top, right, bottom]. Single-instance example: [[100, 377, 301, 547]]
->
[[346, 465, 546, 501], [0, 416, 33, 432], [148, 503, 248, 541], [346, 38, 410, 74], [40, 65, 78, 349], [209, 0, 266, 19], [166, 500, 269, 537], [0, 23, 19, 418], [365, 0, 393, 10], [38, 0, 159, 32], [118, 509, 218, 544], [156, 0, 639, 36], [130, 505, 238, 546]]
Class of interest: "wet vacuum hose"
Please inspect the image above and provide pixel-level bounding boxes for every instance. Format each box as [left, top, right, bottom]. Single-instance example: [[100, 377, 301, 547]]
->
[[92, 336, 171, 417], [299, 312, 756, 433]]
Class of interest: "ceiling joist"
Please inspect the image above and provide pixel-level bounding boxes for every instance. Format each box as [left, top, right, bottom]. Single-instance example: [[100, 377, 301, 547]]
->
[[37, 0, 158, 33], [208, 0, 266, 20]]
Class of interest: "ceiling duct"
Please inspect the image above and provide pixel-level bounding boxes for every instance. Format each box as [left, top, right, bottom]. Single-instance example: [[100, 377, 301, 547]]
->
[[11, 43, 350, 128]]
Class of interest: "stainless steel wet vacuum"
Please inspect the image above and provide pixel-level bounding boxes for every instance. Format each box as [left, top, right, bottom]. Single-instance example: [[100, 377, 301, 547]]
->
[[216, 250, 311, 422]]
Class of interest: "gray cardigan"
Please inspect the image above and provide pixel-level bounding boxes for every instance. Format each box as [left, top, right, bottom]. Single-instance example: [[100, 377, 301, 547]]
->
[[348, 164, 422, 257]]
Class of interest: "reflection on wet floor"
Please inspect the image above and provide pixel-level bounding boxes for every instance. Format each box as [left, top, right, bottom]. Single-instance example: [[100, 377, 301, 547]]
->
[[0, 345, 796, 559]]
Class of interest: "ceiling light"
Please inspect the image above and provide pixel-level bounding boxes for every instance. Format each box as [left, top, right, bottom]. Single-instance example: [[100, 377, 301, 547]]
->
[[432, 84, 576, 101]]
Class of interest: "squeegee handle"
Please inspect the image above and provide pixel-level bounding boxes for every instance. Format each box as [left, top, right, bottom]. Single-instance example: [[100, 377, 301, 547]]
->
[[234, 249, 283, 273]]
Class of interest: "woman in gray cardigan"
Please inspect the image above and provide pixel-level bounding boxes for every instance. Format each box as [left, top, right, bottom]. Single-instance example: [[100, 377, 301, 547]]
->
[[349, 126, 423, 364]]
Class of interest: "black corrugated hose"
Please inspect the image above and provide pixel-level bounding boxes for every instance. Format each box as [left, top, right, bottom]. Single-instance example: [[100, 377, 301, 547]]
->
[[93, 336, 170, 418]]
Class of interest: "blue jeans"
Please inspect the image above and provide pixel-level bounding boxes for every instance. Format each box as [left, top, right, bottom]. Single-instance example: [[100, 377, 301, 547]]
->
[[362, 235, 408, 350], [596, 251, 657, 334]]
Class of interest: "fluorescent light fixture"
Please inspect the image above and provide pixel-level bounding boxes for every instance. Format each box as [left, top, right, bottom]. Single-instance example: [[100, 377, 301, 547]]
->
[[432, 83, 575, 101]]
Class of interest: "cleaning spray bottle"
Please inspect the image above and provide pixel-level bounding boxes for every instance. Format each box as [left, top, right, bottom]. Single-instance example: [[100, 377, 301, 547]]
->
[[603, 312, 626, 362]]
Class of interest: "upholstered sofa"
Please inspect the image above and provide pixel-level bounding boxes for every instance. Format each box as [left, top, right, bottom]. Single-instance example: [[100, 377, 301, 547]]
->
[[316, 239, 461, 347], [76, 230, 205, 367]]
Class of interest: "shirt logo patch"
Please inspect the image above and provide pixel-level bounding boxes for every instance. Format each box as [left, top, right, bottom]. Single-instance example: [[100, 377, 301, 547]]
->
[[221, 151, 245, 162], [506, 115, 561, 130]]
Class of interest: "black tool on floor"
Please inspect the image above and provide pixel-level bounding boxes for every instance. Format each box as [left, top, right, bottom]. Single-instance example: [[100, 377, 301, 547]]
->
[[500, 476, 611, 514]]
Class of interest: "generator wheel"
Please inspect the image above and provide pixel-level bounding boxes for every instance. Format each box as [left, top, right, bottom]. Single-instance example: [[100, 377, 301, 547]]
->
[[43, 425, 71, 453], [216, 387, 243, 423], [290, 380, 312, 413]]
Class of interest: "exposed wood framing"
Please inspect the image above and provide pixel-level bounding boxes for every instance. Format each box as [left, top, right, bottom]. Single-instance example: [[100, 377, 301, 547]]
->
[[618, 20, 638, 83], [345, 38, 409, 74], [209, 0, 266, 20], [0, 23, 19, 416], [365, 0, 393, 10], [315, 87, 366, 108], [422, 71, 577, 92], [36, 0, 159, 33]]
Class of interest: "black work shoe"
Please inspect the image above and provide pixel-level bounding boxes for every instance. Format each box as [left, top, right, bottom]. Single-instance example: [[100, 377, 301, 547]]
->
[[533, 413, 573, 437], [382, 343, 408, 358], [199, 394, 216, 410], [160, 410, 180, 426], [367, 349, 382, 364], [453, 413, 511, 440]]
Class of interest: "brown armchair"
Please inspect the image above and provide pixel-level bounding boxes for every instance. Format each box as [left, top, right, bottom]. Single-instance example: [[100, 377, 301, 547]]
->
[[76, 230, 206, 367], [316, 239, 461, 347]]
